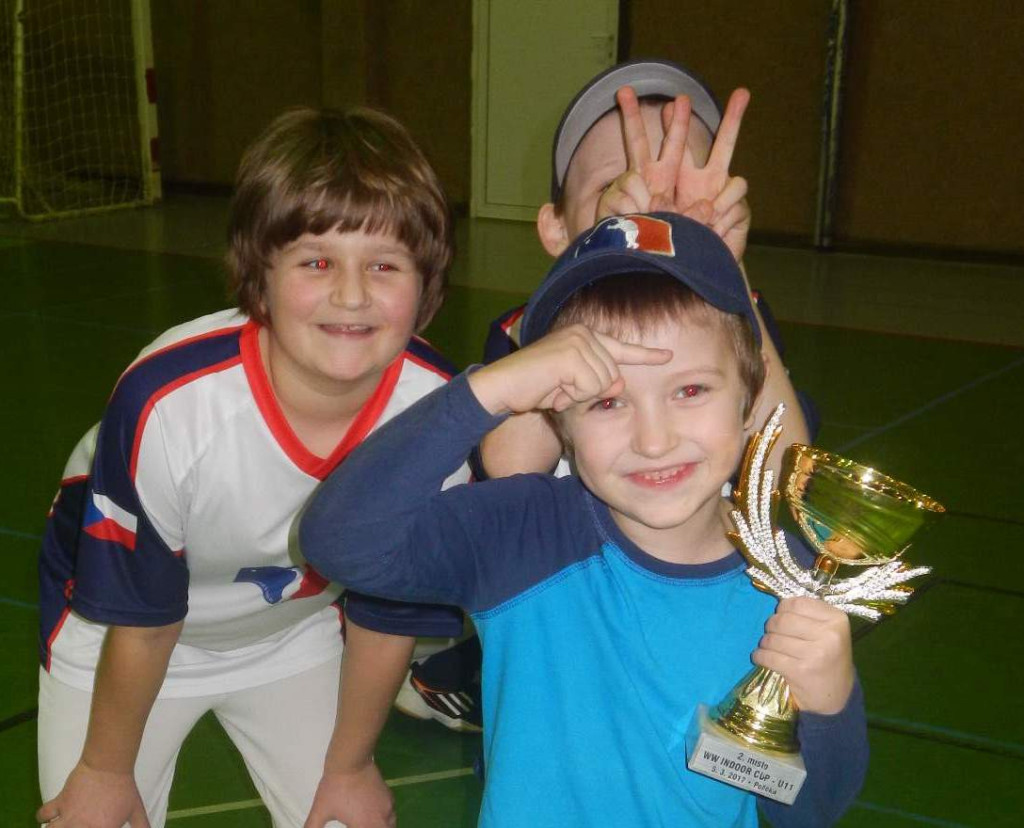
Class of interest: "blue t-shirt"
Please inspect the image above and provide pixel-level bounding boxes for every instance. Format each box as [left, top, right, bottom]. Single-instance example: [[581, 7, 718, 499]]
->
[[300, 372, 867, 827]]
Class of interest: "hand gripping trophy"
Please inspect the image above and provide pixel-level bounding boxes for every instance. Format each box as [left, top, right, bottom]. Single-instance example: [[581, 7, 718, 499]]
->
[[686, 404, 945, 804]]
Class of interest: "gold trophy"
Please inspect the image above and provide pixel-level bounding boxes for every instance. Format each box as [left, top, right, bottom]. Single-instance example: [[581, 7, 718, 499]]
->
[[686, 404, 945, 803]]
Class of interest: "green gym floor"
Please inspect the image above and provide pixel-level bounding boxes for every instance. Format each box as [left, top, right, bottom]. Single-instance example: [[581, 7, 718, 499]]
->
[[0, 196, 1021, 826]]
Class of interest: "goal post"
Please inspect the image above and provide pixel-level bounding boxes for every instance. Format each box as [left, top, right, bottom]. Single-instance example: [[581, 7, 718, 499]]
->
[[0, 0, 160, 221]]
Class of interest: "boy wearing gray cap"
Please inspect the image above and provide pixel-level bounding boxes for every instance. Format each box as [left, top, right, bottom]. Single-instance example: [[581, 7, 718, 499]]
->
[[299, 212, 867, 828], [481, 58, 810, 483]]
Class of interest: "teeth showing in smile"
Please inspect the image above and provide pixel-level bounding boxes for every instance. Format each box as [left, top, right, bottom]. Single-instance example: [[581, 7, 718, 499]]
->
[[322, 324, 372, 333], [636, 467, 685, 483]]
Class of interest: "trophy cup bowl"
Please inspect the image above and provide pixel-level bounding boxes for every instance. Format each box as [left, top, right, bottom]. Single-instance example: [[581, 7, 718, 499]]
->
[[782, 443, 946, 574], [686, 406, 944, 803]]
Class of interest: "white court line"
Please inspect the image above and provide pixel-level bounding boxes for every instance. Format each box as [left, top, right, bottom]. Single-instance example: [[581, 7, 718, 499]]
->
[[837, 353, 1024, 453], [166, 767, 475, 821]]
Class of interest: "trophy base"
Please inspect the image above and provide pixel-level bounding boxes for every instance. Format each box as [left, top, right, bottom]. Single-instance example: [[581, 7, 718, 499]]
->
[[685, 705, 806, 805]]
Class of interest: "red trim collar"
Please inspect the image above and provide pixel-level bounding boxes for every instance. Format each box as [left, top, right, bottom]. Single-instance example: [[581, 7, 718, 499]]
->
[[239, 321, 404, 480]]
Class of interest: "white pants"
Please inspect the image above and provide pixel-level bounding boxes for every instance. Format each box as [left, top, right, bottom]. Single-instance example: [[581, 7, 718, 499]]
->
[[38, 656, 343, 828]]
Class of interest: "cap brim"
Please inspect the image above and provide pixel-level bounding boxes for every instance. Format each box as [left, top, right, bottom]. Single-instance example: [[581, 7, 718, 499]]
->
[[520, 251, 754, 348]]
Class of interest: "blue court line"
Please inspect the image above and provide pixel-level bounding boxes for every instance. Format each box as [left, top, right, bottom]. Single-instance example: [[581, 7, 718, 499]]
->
[[838, 354, 1024, 453], [852, 800, 972, 827], [0, 596, 36, 611], [0, 525, 42, 541], [868, 713, 1024, 760]]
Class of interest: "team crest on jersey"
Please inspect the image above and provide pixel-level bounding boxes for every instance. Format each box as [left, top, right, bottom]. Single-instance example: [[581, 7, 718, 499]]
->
[[577, 215, 675, 258], [234, 564, 329, 604], [83, 492, 138, 551]]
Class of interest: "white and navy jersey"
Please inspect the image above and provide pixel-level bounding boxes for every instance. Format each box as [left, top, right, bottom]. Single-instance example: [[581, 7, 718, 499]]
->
[[39, 309, 467, 697]]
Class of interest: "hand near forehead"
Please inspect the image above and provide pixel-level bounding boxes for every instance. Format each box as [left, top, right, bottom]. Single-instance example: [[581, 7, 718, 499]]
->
[[468, 324, 671, 417], [597, 86, 752, 262]]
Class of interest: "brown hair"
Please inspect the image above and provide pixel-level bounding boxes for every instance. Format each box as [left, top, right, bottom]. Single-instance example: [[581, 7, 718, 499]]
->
[[226, 107, 451, 330], [550, 271, 765, 416]]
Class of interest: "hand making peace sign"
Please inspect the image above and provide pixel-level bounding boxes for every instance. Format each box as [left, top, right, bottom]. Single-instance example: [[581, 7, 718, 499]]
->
[[597, 85, 752, 262]]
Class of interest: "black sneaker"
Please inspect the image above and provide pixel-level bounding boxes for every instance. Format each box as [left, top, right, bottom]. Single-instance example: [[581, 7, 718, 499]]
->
[[394, 661, 482, 733]]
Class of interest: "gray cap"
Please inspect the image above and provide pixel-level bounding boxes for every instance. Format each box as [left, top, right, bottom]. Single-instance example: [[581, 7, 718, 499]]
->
[[551, 59, 721, 202]]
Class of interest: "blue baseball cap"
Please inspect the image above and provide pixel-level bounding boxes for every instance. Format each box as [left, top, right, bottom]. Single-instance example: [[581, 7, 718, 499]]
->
[[520, 212, 760, 347], [551, 59, 722, 202]]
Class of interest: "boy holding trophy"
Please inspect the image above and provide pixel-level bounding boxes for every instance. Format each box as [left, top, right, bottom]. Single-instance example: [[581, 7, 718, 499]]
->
[[298, 211, 869, 827]]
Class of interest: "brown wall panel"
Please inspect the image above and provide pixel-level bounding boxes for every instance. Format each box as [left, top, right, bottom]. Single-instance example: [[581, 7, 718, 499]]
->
[[152, 1, 322, 187], [151, 0, 471, 203], [358, 1, 472, 206], [836, 2, 1024, 254], [628, 0, 830, 241], [148, 1, 1021, 256]]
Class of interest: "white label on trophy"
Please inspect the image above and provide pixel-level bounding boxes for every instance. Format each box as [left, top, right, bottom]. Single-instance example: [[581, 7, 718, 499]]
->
[[685, 706, 807, 805]]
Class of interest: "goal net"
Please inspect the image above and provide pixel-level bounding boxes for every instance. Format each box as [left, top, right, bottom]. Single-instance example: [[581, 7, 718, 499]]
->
[[0, 0, 160, 221]]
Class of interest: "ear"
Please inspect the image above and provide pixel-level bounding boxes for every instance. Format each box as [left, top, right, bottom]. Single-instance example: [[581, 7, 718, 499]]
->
[[744, 353, 771, 431], [537, 203, 570, 256]]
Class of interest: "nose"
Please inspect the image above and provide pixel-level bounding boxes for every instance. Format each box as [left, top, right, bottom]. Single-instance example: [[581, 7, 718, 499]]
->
[[330, 268, 370, 309], [631, 403, 678, 459]]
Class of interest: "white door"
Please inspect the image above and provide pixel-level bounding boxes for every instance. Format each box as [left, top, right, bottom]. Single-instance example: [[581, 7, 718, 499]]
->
[[472, 0, 619, 220]]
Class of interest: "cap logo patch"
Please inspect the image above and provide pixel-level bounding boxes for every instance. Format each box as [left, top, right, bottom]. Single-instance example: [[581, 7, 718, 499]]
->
[[577, 215, 675, 258]]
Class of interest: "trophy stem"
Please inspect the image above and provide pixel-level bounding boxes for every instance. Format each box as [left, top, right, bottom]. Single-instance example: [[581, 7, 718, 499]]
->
[[710, 665, 800, 754], [810, 555, 840, 589]]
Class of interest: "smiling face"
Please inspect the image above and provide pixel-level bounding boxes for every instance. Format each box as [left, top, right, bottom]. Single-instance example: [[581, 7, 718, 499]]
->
[[541, 101, 715, 255], [561, 313, 755, 564], [260, 226, 422, 400]]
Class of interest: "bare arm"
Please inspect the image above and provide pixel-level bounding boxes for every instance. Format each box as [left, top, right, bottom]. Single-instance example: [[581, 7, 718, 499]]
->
[[36, 621, 183, 828], [478, 410, 563, 478], [742, 264, 810, 466], [304, 620, 412, 828]]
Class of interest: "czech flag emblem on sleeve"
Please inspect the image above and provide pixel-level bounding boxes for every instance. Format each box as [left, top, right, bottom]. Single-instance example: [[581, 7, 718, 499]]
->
[[83, 492, 138, 551]]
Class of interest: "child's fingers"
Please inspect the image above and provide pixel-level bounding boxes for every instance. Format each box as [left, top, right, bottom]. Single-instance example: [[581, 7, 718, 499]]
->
[[756, 630, 810, 660], [707, 87, 750, 172], [596, 172, 649, 219], [750, 646, 798, 678], [657, 94, 691, 178], [776, 595, 843, 622], [711, 176, 749, 215], [681, 142, 700, 171], [574, 342, 621, 395], [550, 369, 616, 412], [615, 86, 651, 170], [552, 375, 626, 413], [681, 198, 715, 226], [35, 799, 59, 823], [551, 375, 624, 413], [593, 331, 673, 366], [712, 202, 750, 242], [552, 326, 623, 398]]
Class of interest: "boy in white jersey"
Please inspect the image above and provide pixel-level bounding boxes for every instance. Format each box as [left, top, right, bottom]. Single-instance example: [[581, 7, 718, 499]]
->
[[37, 107, 466, 828]]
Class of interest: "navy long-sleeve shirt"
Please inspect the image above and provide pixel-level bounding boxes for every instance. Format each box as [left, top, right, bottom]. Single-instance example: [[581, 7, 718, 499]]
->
[[300, 372, 867, 827]]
